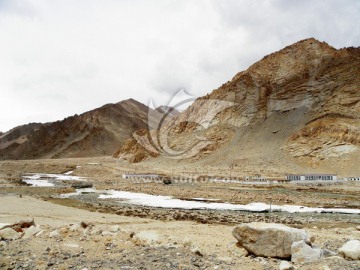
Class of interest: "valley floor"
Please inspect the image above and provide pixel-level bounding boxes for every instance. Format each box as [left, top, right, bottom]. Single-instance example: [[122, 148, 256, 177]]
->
[[1, 157, 360, 269]]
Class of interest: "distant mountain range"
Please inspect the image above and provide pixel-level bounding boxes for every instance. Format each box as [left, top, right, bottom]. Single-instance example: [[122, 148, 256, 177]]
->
[[0, 99, 156, 159]]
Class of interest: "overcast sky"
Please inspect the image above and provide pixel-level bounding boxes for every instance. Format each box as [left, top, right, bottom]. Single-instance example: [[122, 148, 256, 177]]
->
[[0, 0, 359, 132]]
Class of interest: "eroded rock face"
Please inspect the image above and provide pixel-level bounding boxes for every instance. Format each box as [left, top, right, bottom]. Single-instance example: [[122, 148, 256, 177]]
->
[[339, 240, 360, 260], [232, 222, 310, 259]]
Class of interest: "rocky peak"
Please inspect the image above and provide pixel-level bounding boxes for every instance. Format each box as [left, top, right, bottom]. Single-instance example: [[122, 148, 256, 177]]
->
[[115, 39, 360, 173]]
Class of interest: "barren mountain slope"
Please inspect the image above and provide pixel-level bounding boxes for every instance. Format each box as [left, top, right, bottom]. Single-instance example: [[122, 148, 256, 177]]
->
[[115, 38, 360, 175], [0, 99, 154, 160], [0, 123, 45, 151]]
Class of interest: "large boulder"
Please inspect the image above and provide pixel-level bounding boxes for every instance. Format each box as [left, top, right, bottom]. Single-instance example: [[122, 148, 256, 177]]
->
[[291, 240, 322, 264], [338, 240, 360, 260], [232, 222, 310, 258]]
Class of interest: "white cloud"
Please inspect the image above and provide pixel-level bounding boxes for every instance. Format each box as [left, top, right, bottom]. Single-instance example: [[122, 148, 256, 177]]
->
[[0, 0, 359, 131]]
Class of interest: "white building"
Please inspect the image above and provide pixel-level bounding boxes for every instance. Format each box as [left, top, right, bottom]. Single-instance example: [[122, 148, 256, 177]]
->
[[287, 174, 337, 181], [122, 174, 159, 180]]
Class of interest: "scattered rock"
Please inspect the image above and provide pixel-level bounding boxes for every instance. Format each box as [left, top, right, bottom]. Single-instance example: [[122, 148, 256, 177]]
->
[[321, 248, 337, 258], [291, 240, 322, 264], [10, 218, 35, 232], [338, 240, 360, 260], [0, 228, 22, 240], [48, 230, 61, 238], [80, 222, 89, 229], [71, 182, 93, 189], [63, 242, 80, 249], [279, 260, 295, 270], [101, 231, 117, 236], [89, 228, 102, 235], [69, 223, 84, 232], [23, 226, 42, 239], [108, 225, 120, 233], [133, 231, 163, 246], [0, 240, 7, 248], [356, 226, 360, 231], [232, 222, 310, 258], [229, 242, 249, 257], [190, 246, 203, 257]]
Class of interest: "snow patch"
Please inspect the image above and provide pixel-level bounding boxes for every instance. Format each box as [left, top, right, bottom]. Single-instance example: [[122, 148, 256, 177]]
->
[[23, 179, 54, 187], [97, 190, 360, 214], [23, 173, 85, 181], [22, 173, 86, 187], [60, 188, 99, 198]]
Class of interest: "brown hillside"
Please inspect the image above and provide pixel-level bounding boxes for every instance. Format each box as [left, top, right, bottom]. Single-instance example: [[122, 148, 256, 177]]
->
[[0, 99, 153, 160], [114, 38, 360, 176]]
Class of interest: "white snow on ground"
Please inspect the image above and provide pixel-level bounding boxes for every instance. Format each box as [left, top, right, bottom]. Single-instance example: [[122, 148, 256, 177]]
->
[[64, 171, 74, 175], [23, 179, 54, 187], [22, 173, 86, 187], [60, 188, 99, 198], [96, 190, 360, 214], [192, 197, 221, 201], [23, 173, 85, 181]]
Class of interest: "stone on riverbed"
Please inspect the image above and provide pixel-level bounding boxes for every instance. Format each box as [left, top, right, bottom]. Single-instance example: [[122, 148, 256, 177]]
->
[[279, 260, 295, 270], [70, 182, 93, 189], [23, 226, 43, 239], [0, 228, 22, 240], [291, 240, 322, 264], [232, 222, 310, 259], [338, 240, 360, 260]]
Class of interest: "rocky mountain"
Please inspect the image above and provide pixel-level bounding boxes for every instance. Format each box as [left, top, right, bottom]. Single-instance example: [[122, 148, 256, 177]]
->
[[0, 123, 44, 152], [155, 106, 181, 118], [0, 99, 155, 160], [114, 38, 360, 175]]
